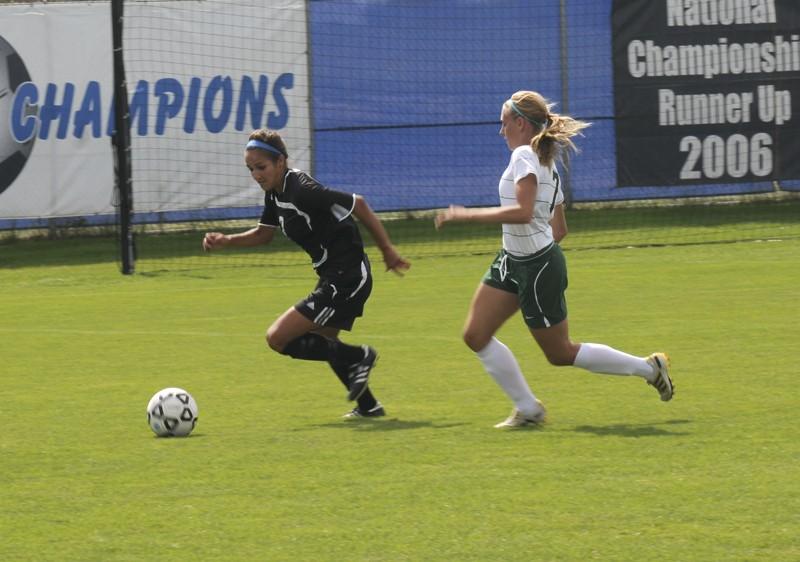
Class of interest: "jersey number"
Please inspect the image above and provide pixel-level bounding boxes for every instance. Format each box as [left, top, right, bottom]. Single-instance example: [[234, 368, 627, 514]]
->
[[549, 170, 560, 213]]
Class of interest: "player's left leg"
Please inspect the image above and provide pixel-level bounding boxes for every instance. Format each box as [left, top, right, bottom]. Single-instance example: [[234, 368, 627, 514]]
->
[[529, 318, 580, 366], [314, 326, 384, 418], [266, 307, 365, 365], [520, 244, 673, 401], [271, 262, 378, 402], [266, 307, 377, 401], [531, 321, 673, 401]]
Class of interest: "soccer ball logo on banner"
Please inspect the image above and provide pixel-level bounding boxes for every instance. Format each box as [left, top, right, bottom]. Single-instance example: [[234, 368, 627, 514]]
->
[[0, 35, 35, 196]]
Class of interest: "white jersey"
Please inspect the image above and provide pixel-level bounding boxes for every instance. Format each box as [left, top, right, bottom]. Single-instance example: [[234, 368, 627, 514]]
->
[[499, 145, 563, 256]]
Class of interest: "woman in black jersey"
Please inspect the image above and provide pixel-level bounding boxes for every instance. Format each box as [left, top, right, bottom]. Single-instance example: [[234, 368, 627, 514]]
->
[[203, 129, 410, 419]]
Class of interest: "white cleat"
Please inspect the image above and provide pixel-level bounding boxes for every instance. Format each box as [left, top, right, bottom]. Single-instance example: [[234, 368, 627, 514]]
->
[[494, 401, 547, 428], [646, 352, 674, 402]]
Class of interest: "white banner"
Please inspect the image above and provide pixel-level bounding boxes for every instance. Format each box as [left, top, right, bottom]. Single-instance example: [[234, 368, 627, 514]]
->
[[0, 0, 311, 222]]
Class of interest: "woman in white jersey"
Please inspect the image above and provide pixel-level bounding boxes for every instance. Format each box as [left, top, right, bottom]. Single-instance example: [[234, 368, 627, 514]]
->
[[435, 91, 674, 428]]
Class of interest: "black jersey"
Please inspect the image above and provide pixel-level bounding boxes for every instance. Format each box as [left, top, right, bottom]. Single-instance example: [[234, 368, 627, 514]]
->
[[259, 169, 365, 274]]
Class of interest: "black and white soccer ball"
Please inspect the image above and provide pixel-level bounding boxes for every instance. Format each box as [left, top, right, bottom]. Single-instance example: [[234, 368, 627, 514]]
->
[[146, 387, 199, 437], [0, 34, 35, 196]]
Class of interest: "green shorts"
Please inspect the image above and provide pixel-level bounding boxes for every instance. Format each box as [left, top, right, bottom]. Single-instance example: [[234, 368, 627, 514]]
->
[[482, 244, 568, 329]]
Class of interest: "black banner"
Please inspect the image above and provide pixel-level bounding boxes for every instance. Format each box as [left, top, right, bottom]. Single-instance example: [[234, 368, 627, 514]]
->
[[612, 0, 800, 186]]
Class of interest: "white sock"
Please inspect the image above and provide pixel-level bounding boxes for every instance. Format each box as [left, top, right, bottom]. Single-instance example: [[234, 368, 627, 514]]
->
[[574, 343, 654, 379], [476, 337, 541, 415]]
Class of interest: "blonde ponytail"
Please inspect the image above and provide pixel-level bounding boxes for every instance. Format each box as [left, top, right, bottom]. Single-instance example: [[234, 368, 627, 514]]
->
[[508, 91, 591, 168]]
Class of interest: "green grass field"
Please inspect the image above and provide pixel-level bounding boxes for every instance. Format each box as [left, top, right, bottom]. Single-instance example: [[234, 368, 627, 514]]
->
[[1, 225, 799, 561]]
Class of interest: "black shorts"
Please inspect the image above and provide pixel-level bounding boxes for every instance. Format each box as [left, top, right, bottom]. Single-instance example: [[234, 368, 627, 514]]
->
[[294, 257, 373, 331]]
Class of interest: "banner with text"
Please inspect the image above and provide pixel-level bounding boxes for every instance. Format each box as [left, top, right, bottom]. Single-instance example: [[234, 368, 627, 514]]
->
[[612, 0, 800, 186], [0, 0, 309, 221]]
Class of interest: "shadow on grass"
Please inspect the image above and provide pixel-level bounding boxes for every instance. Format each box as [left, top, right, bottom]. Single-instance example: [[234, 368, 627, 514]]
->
[[138, 270, 215, 279], [302, 419, 469, 431], [571, 419, 691, 438], [148, 432, 208, 440]]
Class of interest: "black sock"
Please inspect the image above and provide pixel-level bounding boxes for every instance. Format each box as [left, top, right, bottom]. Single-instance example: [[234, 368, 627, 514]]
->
[[281, 333, 334, 361], [282, 334, 375, 409], [282, 333, 364, 363], [330, 360, 378, 411], [332, 340, 366, 365]]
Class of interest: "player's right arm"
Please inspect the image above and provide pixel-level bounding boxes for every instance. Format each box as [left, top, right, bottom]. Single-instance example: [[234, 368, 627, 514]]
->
[[435, 174, 537, 229], [202, 224, 275, 251]]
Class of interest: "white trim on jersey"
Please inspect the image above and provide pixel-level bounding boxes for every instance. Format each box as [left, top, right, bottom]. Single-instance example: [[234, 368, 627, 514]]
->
[[274, 199, 313, 230], [331, 203, 349, 221], [331, 194, 356, 222], [312, 247, 328, 269]]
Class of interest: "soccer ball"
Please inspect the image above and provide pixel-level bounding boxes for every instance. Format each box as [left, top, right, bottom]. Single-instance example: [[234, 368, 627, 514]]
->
[[146, 387, 199, 437]]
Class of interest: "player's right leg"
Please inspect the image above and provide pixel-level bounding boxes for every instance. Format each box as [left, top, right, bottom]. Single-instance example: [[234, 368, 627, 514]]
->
[[465, 282, 545, 426], [462, 282, 519, 352]]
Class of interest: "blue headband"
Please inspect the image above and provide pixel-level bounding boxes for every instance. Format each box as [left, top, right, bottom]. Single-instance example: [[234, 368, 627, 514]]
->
[[508, 100, 546, 129], [246, 139, 284, 156]]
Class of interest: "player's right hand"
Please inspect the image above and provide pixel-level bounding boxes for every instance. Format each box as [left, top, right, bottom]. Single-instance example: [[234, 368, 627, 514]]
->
[[434, 205, 465, 230], [202, 232, 228, 252]]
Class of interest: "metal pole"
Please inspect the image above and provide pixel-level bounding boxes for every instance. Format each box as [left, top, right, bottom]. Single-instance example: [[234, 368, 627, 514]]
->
[[304, 0, 316, 178], [559, 0, 573, 208], [111, 0, 135, 274]]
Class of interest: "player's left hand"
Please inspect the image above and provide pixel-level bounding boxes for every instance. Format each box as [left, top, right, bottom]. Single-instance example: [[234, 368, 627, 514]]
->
[[382, 245, 411, 276]]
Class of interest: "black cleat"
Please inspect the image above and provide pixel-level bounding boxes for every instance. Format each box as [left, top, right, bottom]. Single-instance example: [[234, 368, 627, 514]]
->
[[346, 346, 378, 401], [343, 403, 386, 419]]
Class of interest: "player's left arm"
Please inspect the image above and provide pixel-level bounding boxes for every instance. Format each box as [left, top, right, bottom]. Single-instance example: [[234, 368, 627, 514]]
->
[[352, 195, 411, 275], [550, 203, 568, 243]]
